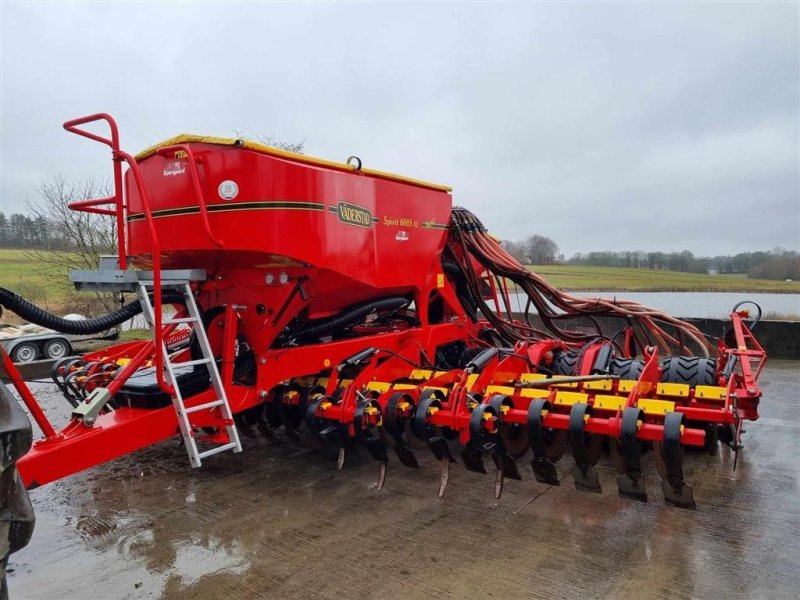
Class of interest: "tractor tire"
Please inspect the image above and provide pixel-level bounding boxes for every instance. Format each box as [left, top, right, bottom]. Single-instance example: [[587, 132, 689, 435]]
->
[[44, 339, 71, 360], [609, 357, 644, 380], [10, 342, 38, 364], [660, 356, 717, 387], [0, 383, 35, 598], [552, 350, 578, 376]]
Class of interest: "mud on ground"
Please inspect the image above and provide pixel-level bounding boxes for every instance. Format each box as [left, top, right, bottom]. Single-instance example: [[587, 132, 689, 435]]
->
[[7, 361, 800, 599]]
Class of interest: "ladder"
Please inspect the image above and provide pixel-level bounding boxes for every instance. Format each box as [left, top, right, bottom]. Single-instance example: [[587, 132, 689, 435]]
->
[[138, 279, 242, 468]]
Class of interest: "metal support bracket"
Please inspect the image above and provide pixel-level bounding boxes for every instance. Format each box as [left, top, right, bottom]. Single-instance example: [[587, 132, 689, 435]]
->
[[71, 388, 113, 426]]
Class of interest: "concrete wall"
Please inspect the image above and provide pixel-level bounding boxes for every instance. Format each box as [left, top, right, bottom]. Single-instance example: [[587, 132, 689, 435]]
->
[[684, 317, 799, 360], [510, 312, 799, 360]]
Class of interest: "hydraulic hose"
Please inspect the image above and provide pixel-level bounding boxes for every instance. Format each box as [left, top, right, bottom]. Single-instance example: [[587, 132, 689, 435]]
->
[[292, 297, 410, 340], [446, 208, 713, 356], [0, 287, 184, 335]]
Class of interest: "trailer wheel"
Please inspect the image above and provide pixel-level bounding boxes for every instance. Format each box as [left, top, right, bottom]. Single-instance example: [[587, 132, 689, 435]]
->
[[44, 339, 71, 360], [10, 342, 38, 363], [660, 357, 717, 387]]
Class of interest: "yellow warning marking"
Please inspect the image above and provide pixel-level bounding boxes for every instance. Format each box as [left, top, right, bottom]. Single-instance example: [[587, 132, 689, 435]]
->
[[392, 384, 417, 390], [584, 379, 613, 391], [554, 391, 588, 406], [520, 388, 551, 399], [365, 381, 391, 393], [695, 385, 727, 401], [552, 377, 578, 389], [466, 374, 479, 387], [116, 358, 131, 366], [338, 379, 353, 388], [618, 380, 637, 393], [592, 395, 627, 411], [520, 373, 547, 382], [437, 273, 445, 288], [638, 398, 675, 416], [486, 385, 515, 396], [409, 369, 432, 380], [656, 382, 690, 398]]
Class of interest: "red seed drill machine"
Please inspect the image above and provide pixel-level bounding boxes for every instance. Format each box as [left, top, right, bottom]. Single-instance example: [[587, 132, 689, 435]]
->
[[0, 114, 767, 579]]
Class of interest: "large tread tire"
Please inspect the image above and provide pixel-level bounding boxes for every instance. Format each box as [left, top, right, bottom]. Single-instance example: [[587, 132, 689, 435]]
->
[[0, 383, 35, 599], [552, 350, 578, 376], [660, 356, 717, 387], [609, 357, 645, 380]]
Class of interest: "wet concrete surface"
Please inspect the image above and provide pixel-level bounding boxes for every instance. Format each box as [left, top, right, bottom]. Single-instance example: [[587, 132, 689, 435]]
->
[[7, 361, 800, 599]]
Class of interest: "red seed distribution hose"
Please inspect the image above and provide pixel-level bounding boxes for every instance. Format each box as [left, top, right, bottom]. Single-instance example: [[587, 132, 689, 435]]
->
[[448, 207, 713, 356]]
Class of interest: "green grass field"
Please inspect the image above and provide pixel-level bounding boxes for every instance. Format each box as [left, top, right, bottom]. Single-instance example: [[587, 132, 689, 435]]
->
[[0, 248, 75, 308], [528, 264, 800, 293]]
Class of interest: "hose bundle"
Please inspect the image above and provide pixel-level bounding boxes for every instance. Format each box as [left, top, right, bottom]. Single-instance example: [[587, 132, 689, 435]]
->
[[447, 208, 713, 356]]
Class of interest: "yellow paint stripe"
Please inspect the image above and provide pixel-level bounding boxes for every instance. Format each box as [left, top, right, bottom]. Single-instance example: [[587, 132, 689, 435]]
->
[[409, 369, 433, 380], [695, 385, 727, 400], [520, 373, 547, 382], [656, 382, 690, 398], [593, 395, 627, 411], [638, 398, 675, 416], [485, 385, 515, 396], [554, 391, 588, 406], [584, 379, 613, 391], [520, 388, 551, 399], [365, 381, 392, 393]]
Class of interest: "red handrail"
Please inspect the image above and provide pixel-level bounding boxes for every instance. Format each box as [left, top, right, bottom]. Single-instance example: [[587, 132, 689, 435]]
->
[[63, 113, 172, 395], [63, 114, 127, 270], [157, 144, 224, 248], [115, 149, 173, 395]]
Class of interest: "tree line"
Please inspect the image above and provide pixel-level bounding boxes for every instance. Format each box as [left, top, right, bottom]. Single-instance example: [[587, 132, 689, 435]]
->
[[2, 203, 797, 281], [502, 235, 799, 281]]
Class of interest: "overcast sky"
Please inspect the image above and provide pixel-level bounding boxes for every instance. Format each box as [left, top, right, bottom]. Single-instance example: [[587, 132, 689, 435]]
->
[[1, 2, 797, 257]]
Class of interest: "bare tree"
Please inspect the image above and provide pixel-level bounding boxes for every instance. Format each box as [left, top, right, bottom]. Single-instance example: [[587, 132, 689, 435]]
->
[[525, 235, 560, 265], [233, 130, 305, 154], [25, 175, 119, 312], [502, 239, 530, 264]]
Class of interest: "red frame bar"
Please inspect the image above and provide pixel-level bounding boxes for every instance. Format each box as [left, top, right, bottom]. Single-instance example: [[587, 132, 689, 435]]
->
[[1, 348, 58, 439]]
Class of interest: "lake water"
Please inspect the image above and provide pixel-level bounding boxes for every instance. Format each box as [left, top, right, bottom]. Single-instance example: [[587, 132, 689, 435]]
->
[[506, 291, 800, 319]]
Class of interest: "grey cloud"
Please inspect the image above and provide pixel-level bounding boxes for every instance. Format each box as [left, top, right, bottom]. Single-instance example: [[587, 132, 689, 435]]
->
[[1, 2, 797, 256]]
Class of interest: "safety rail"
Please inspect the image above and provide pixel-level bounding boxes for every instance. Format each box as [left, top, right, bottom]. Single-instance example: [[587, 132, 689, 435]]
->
[[156, 144, 223, 248], [63, 113, 127, 269], [63, 114, 173, 395]]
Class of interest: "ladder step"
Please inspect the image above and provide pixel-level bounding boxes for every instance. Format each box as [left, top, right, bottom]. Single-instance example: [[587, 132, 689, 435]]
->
[[197, 442, 238, 460], [163, 317, 198, 325], [179, 358, 212, 368], [185, 399, 225, 414]]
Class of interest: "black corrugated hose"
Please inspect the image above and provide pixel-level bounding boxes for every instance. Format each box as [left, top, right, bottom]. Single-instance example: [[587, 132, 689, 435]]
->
[[0, 287, 184, 335]]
